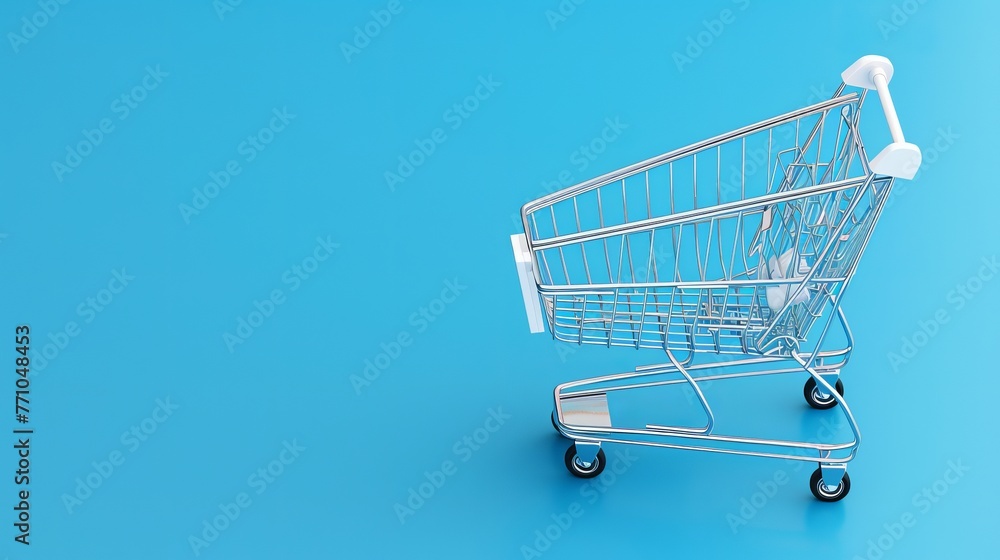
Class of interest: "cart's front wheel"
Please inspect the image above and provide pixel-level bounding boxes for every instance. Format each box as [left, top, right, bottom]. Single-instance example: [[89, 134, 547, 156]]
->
[[804, 377, 844, 410], [809, 468, 851, 502], [564, 445, 606, 479]]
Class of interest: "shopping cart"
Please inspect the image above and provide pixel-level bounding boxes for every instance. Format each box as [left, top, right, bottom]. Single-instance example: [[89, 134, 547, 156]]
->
[[510, 56, 920, 501]]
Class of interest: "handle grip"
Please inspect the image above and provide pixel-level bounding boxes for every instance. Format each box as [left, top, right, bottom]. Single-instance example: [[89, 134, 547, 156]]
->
[[842, 55, 922, 180]]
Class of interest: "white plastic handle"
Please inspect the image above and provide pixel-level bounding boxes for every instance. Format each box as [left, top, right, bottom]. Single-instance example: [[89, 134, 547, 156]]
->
[[511, 233, 545, 333], [842, 55, 922, 180]]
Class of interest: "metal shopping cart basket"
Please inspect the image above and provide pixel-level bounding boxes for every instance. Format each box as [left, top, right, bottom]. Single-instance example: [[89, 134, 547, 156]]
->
[[509, 56, 920, 501]]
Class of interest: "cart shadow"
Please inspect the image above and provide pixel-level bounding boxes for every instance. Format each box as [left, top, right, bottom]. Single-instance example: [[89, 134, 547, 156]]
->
[[804, 497, 848, 531]]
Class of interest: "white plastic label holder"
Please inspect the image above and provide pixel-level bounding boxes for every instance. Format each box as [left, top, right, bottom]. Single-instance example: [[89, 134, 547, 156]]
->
[[511, 233, 545, 333]]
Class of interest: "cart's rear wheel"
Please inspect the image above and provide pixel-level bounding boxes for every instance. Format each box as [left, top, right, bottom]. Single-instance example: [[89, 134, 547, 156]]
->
[[564, 445, 606, 479], [804, 377, 844, 409], [809, 468, 851, 502]]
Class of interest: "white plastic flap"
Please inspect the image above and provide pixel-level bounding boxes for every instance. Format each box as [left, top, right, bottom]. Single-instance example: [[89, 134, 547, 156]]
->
[[511, 234, 545, 334]]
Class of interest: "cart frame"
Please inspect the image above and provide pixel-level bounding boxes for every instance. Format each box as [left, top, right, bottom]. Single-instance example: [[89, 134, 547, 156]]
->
[[510, 56, 920, 501]]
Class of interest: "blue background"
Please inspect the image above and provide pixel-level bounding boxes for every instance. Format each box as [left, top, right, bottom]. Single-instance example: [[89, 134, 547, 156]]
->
[[2, 1, 998, 558]]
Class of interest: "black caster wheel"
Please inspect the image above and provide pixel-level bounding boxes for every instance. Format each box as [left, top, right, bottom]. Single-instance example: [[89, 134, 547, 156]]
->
[[551, 411, 567, 438], [564, 444, 606, 479], [804, 377, 844, 410], [809, 468, 851, 502]]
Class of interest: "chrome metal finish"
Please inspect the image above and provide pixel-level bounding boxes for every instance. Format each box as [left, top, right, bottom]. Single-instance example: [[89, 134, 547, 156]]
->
[[516, 67, 906, 496], [573, 441, 602, 468], [814, 369, 841, 400], [820, 463, 848, 491]]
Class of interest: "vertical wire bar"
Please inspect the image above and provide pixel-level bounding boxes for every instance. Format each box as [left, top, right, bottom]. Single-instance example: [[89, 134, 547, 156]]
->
[[674, 226, 684, 282], [716, 145, 728, 281], [637, 228, 657, 347], [573, 198, 592, 284], [645, 170, 657, 284], [669, 162, 677, 255], [693, 153, 699, 208], [663, 159, 676, 335], [648, 169, 662, 328], [693, 153, 704, 279], [772, 120, 798, 270], [814, 111, 826, 185], [645, 229, 656, 284], [849, 93, 866, 174], [835, 112, 850, 181], [621, 178, 629, 223], [663, 161, 676, 336], [789, 114, 810, 280], [532, 213, 553, 284], [607, 287, 619, 347], [767, 128, 774, 191], [716, 146, 722, 205], [729, 211, 743, 280], [597, 188, 613, 282], [795, 116, 801, 163], [624, 236, 636, 284], [596, 187, 613, 323], [550, 205, 571, 284], [702, 218, 715, 282], [622, 179, 636, 282], [651, 232, 661, 283], [816, 180, 843, 257], [740, 137, 753, 277], [741, 137, 747, 201], [690, 287, 706, 352], [824, 112, 847, 185], [838, 109, 854, 181], [636, 286, 650, 349], [645, 170, 652, 219], [663, 286, 681, 352], [616, 234, 627, 283]]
